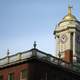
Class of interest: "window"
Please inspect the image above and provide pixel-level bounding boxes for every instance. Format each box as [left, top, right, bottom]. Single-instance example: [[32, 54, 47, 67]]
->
[[0, 75, 3, 80], [8, 73, 14, 80], [20, 69, 28, 79]]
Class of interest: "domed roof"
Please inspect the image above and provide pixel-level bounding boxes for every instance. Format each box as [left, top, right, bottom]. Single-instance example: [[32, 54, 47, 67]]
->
[[63, 6, 77, 21], [63, 14, 77, 20]]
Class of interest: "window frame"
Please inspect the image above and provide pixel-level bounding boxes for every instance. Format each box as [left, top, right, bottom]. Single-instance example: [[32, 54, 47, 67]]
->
[[0, 75, 3, 80], [8, 72, 14, 80], [20, 69, 28, 79]]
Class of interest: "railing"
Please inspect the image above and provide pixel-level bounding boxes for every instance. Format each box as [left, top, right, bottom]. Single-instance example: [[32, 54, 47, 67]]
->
[[0, 49, 33, 66], [0, 48, 80, 73]]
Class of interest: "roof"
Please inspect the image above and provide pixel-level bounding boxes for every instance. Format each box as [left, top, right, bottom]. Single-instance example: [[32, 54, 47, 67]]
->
[[63, 6, 77, 21], [0, 47, 80, 74], [0, 48, 57, 67]]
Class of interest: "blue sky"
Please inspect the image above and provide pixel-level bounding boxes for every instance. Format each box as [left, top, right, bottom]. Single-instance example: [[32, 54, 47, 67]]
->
[[0, 0, 80, 58]]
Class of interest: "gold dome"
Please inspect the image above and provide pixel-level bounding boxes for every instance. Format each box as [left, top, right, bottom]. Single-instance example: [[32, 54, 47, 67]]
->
[[63, 14, 77, 20], [63, 6, 77, 21]]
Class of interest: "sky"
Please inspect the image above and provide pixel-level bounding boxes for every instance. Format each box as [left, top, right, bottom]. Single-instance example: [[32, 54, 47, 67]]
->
[[0, 0, 80, 58]]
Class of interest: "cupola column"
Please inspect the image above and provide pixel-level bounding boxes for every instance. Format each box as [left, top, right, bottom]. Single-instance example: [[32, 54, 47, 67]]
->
[[73, 32, 76, 62], [56, 36, 60, 57]]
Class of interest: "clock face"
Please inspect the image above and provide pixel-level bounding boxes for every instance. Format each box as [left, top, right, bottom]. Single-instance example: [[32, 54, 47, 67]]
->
[[60, 34, 68, 43]]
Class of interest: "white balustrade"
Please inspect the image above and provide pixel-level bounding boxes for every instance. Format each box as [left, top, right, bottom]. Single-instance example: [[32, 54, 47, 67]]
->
[[0, 57, 8, 65], [21, 52, 32, 59], [37, 52, 47, 59], [0, 49, 80, 73]]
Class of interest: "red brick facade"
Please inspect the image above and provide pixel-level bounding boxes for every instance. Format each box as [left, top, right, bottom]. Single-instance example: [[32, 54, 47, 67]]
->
[[0, 63, 29, 80], [0, 48, 80, 80], [0, 58, 80, 80], [64, 50, 73, 63]]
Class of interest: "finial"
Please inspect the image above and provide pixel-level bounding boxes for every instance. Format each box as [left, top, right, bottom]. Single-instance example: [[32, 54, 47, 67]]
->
[[7, 49, 10, 56], [63, 0, 77, 21], [33, 41, 37, 48], [68, 6, 72, 15], [68, 0, 72, 15]]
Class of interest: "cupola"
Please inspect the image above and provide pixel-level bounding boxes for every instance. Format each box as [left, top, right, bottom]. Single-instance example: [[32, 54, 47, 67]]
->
[[63, 6, 77, 21]]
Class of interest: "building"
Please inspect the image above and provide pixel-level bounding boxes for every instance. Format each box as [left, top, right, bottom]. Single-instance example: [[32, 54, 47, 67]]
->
[[0, 3, 80, 80], [54, 6, 80, 63], [0, 45, 80, 80]]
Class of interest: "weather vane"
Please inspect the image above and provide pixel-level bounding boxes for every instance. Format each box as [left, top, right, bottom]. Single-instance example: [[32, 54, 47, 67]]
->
[[68, 0, 73, 15], [68, 0, 72, 7]]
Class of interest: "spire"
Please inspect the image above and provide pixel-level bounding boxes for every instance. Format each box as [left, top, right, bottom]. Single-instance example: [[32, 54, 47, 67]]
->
[[68, 0, 72, 15], [68, 6, 72, 15], [63, 1, 77, 21]]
